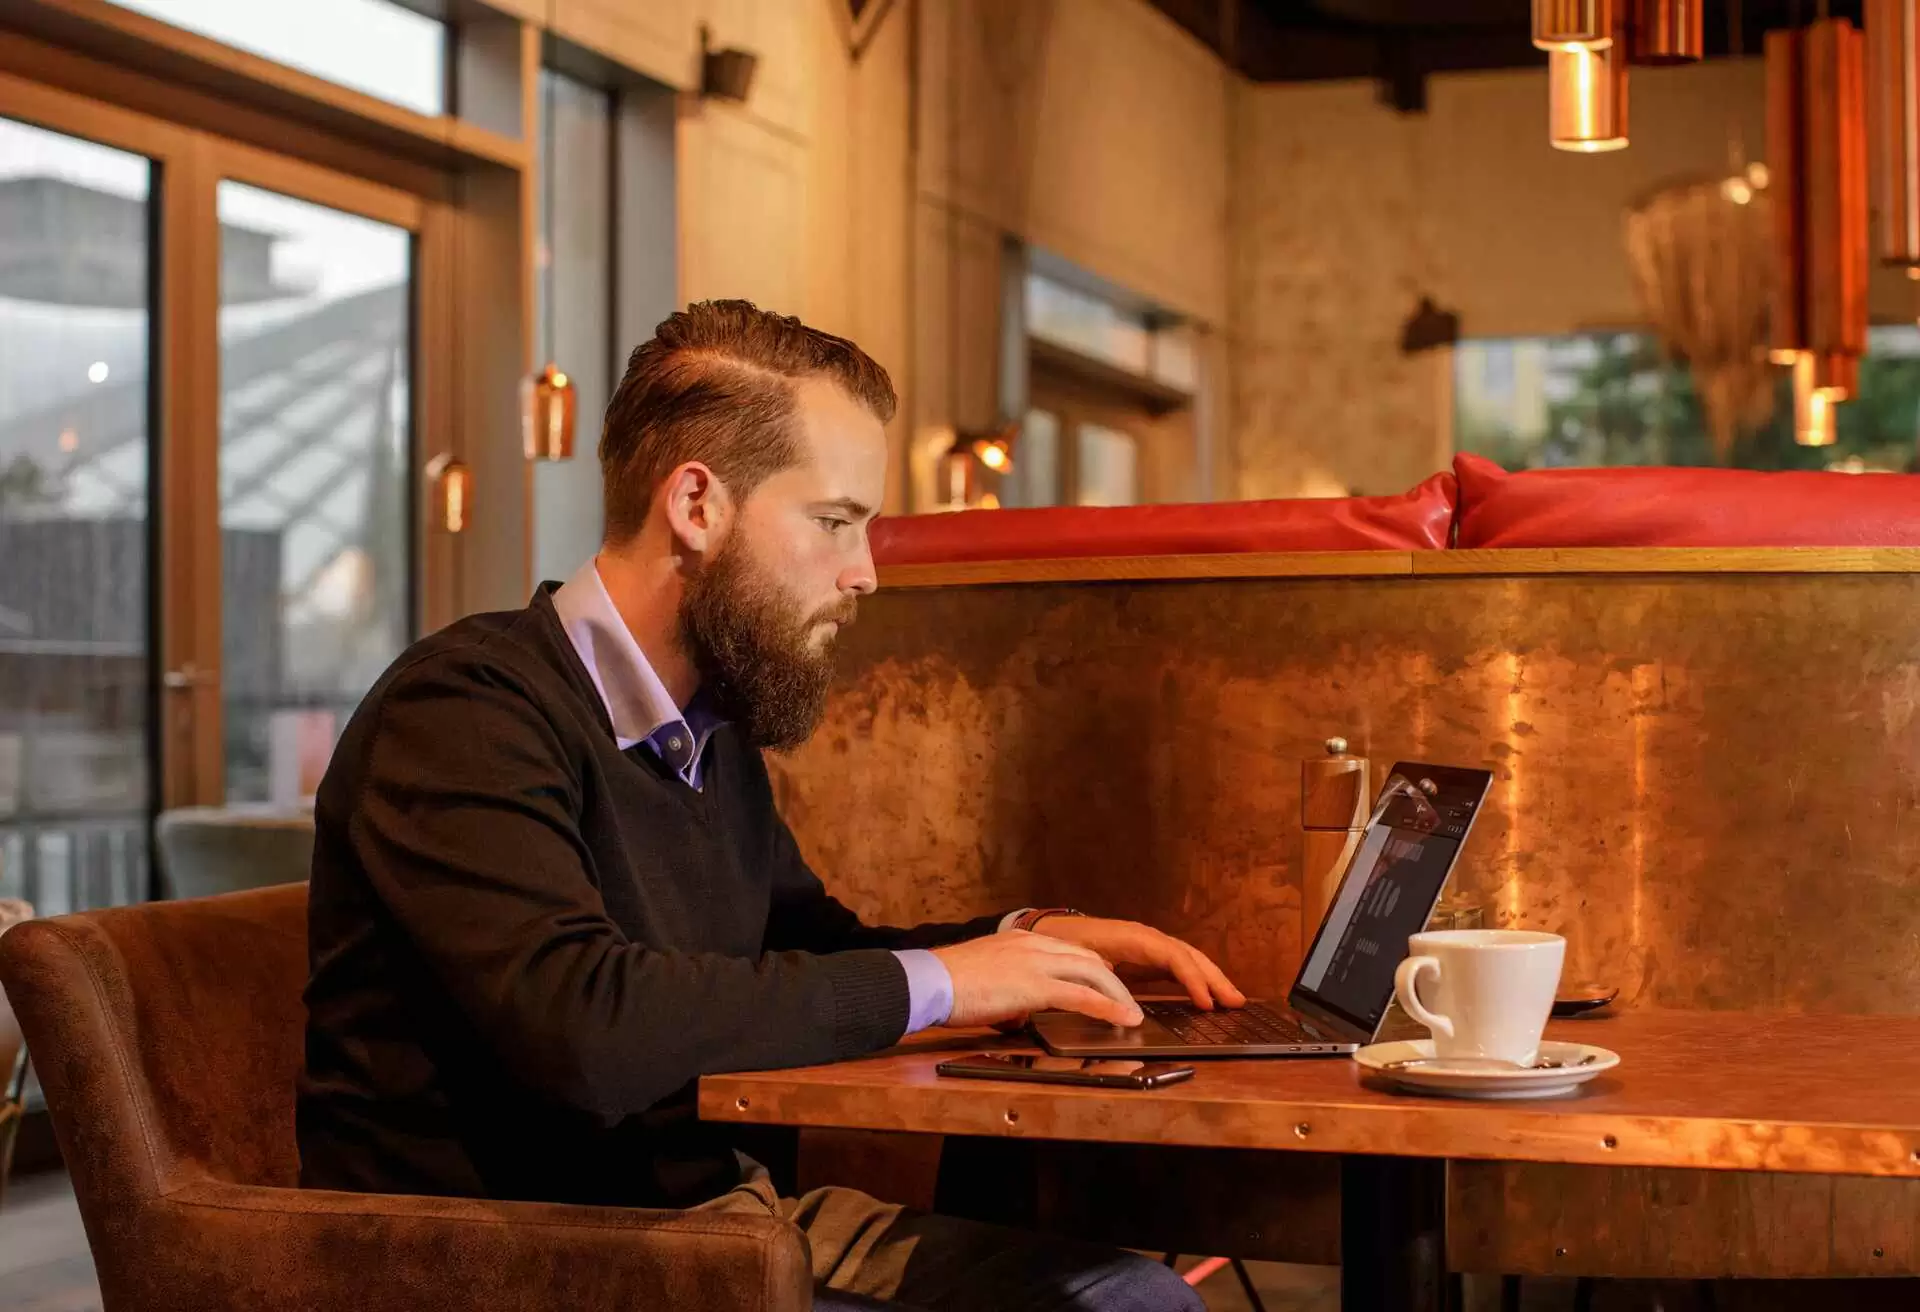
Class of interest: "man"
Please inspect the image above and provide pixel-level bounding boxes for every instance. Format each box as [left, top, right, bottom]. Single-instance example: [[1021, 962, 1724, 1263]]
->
[[299, 300, 1244, 1311]]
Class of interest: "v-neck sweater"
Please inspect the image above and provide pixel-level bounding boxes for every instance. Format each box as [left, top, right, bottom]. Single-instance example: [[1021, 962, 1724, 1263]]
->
[[296, 586, 1002, 1208]]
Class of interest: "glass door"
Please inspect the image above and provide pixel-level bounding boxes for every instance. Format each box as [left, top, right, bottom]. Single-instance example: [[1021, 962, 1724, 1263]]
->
[[0, 70, 442, 907], [0, 115, 157, 916], [212, 176, 417, 804]]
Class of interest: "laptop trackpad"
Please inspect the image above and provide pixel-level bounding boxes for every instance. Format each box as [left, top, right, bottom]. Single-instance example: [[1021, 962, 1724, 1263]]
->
[[1030, 1011, 1169, 1050]]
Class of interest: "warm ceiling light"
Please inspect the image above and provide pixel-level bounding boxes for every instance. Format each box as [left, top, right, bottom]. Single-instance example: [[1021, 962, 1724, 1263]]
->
[[87, 361, 108, 384], [1791, 352, 1841, 446], [1549, 42, 1630, 152], [1534, 0, 1615, 49]]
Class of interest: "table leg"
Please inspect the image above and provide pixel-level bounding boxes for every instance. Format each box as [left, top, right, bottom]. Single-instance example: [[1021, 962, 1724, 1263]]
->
[[1341, 1154, 1448, 1312]]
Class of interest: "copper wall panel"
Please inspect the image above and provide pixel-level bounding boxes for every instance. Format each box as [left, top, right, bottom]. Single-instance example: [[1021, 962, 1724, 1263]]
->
[[773, 573, 1920, 1011], [1450, 1160, 1920, 1278]]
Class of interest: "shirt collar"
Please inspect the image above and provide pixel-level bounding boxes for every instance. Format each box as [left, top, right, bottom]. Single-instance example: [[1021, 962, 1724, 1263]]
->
[[551, 559, 724, 783]]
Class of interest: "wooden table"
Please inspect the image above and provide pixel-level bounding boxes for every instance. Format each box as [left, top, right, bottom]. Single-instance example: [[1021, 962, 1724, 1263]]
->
[[702, 1011, 1920, 1310]]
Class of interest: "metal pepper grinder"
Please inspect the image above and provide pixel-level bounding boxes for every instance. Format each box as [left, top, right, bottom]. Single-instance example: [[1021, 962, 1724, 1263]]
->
[[1300, 737, 1371, 942]]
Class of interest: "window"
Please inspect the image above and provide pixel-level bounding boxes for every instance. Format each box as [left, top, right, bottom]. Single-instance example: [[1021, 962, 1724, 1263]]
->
[[110, 0, 447, 116], [215, 183, 413, 804], [1010, 254, 1199, 509], [1025, 269, 1195, 391], [1015, 409, 1061, 509], [1454, 328, 1920, 473], [1075, 423, 1139, 507], [0, 118, 155, 914], [532, 69, 614, 584]]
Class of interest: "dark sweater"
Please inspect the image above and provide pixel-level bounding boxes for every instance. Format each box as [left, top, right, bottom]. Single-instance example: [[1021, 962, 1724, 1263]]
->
[[296, 586, 1002, 1208]]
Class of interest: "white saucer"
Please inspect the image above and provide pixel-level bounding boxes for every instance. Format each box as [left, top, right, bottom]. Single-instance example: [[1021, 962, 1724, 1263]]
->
[[1352, 1039, 1619, 1099]]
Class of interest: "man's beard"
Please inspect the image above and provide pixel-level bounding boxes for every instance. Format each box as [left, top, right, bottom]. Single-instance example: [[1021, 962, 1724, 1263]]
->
[[679, 535, 856, 750]]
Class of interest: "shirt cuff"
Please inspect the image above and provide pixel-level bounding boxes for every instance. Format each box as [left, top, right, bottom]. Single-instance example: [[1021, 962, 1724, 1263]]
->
[[893, 949, 955, 1035], [999, 908, 1033, 933]]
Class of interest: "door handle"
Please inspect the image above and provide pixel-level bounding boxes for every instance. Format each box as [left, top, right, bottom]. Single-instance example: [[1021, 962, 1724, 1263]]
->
[[162, 663, 217, 690]]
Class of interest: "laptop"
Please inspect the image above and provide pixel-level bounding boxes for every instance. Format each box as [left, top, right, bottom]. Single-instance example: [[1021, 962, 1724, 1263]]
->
[[1030, 761, 1494, 1059]]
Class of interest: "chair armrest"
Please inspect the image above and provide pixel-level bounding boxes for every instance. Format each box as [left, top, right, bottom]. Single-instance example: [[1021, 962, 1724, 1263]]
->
[[126, 1180, 811, 1312]]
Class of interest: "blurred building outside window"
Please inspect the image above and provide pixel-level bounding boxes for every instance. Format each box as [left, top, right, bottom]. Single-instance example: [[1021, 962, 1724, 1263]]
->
[[1455, 327, 1920, 473]]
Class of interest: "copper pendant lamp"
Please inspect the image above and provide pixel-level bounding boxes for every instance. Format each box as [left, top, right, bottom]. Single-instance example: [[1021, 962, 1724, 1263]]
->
[[1536, 2, 1706, 154], [1539, 0, 1630, 151], [523, 363, 578, 461], [1768, 17, 1869, 444], [524, 68, 577, 463], [1868, 0, 1920, 267], [1630, 0, 1705, 64], [1534, 0, 1616, 49], [426, 453, 473, 534], [1548, 41, 1631, 151]]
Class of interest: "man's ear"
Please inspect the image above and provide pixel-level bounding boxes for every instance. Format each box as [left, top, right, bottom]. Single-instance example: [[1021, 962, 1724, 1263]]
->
[[659, 461, 733, 557]]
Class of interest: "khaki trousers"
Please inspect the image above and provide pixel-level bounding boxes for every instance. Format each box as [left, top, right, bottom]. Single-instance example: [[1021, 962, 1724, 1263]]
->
[[697, 1159, 1204, 1312]]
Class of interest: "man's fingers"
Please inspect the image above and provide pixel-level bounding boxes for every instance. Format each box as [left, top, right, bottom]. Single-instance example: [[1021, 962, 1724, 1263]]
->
[[1049, 954, 1142, 1020], [1162, 944, 1217, 1010], [1142, 932, 1246, 1010], [1046, 981, 1143, 1028], [1191, 946, 1247, 1007]]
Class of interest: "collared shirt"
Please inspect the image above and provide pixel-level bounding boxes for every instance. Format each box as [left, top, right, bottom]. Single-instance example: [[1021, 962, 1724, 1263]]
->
[[551, 559, 954, 1033]]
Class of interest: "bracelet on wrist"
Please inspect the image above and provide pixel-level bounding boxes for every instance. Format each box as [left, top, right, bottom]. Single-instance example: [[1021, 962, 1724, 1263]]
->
[[1011, 907, 1084, 933]]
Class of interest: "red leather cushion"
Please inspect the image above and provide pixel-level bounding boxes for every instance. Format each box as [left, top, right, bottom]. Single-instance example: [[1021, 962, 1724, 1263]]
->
[[871, 472, 1457, 565], [1454, 452, 1920, 549]]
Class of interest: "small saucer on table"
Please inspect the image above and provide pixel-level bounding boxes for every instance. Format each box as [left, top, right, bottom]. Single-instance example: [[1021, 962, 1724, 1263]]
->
[[1352, 1039, 1619, 1099]]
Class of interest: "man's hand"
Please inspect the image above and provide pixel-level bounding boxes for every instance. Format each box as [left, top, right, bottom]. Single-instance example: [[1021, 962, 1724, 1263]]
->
[[1031, 917, 1246, 1011], [932, 932, 1144, 1028]]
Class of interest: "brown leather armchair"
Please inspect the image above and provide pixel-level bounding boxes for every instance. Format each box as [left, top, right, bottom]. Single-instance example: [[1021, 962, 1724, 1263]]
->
[[0, 884, 812, 1311]]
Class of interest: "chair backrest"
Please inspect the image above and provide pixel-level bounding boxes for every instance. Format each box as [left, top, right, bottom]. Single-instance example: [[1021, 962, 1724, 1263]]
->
[[0, 884, 309, 1218], [155, 807, 315, 899]]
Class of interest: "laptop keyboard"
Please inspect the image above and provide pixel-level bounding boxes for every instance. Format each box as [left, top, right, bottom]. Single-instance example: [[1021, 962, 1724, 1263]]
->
[[1140, 1001, 1322, 1047]]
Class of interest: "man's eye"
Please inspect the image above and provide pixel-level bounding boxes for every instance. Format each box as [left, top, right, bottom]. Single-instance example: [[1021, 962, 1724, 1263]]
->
[[816, 517, 849, 532]]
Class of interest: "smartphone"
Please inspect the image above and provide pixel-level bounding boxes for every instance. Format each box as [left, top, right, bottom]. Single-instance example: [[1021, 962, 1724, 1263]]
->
[[934, 1053, 1196, 1090]]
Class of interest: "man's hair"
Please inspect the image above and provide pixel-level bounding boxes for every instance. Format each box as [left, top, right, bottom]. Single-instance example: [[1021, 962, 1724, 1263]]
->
[[599, 299, 896, 545]]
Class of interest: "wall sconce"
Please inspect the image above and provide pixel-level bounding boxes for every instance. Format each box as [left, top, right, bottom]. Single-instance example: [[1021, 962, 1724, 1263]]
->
[[700, 24, 759, 102], [936, 422, 1018, 510], [971, 435, 1013, 474], [1399, 295, 1461, 353], [426, 453, 473, 534], [523, 362, 577, 461], [937, 442, 977, 510]]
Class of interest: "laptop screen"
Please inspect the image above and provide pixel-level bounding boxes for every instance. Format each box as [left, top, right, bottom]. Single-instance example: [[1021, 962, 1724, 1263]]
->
[[1290, 763, 1492, 1038]]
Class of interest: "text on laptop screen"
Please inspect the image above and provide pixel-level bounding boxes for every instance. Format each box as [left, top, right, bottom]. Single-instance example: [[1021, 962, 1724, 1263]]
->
[[1294, 798, 1465, 1034]]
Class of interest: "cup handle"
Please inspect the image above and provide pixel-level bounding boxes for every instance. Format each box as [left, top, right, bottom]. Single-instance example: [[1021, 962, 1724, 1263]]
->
[[1393, 955, 1454, 1040]]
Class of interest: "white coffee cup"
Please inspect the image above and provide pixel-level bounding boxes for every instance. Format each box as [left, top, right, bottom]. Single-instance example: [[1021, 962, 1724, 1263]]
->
[[1392, 929, 1566, 1064]]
